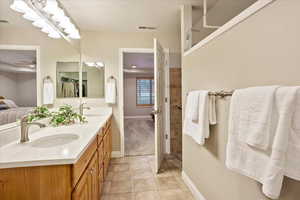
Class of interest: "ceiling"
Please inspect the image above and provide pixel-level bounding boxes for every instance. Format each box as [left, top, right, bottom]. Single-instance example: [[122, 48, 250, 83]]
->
[[124, 52, 154, 69], [0, 0, 218, 32], [123, 52, 154, 77], [0, 50, 36, 73]]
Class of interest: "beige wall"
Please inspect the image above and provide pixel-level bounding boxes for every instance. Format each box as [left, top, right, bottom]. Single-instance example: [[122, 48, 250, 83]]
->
[[0, 71, 18, 103], [0, 24, 181, 152], [16, 73, 36, 107], [80, 31, 181, 151], [0, 70, 36, 107], [182, 0, 300, 199], [0, 27, 80, 106], [124, 77, 153, 117]]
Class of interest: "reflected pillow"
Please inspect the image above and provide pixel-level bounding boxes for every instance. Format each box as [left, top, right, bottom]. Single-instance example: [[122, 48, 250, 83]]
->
[[2, 99, 18, 108]]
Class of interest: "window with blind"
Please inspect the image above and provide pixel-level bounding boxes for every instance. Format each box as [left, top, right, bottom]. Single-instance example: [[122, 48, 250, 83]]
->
[[136, 78, 154, 106]]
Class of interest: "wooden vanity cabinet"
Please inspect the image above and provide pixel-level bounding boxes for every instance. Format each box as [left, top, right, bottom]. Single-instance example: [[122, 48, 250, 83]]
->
[[0, 117, 112, 200], [73, 117, 112, 200], [73, 151, 99, 200]]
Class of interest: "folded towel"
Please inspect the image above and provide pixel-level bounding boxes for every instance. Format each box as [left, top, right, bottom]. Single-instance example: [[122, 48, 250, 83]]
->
[[105, 78, 117, 104], [209, 95, 217, 125], [43, 79, 54, 105], [183, 91, 210, 145], [237, 86, 279, 150], [185, 91, 201, 122]]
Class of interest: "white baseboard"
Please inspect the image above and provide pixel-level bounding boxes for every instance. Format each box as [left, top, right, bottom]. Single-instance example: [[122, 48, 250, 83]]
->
[[124, 115, 152, 119], [182, 171, 207, 200], [111, 151, 122, 158]]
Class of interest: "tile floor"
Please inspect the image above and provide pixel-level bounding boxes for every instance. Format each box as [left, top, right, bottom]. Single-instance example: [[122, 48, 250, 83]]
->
[[101, 155, 194, 200]]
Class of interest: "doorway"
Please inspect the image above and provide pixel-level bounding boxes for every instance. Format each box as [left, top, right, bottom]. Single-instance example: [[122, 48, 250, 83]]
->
[[123, 52, 155, 156], [119, 44, 171, 173]]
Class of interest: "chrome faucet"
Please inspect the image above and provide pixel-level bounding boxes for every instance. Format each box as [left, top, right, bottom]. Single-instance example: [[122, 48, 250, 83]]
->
[[79, 103, 90, 115], [20, 116, 46, 143]]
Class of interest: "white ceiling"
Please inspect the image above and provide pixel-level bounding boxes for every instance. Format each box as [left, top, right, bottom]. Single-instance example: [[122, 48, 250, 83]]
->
[[0, 0, 217, 32], [0, 50, 36, 73], [124, 52, 154, 69]]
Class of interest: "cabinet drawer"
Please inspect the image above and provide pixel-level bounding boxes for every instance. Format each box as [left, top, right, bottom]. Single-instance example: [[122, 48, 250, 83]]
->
[[72, 137, 97, 188]]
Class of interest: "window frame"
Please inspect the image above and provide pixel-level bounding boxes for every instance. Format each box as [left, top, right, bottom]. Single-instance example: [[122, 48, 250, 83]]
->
[[136, 77, 154, 107]]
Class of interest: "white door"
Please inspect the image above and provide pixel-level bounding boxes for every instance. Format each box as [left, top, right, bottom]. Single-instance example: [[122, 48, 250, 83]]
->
[[154, 38, 166, 173]]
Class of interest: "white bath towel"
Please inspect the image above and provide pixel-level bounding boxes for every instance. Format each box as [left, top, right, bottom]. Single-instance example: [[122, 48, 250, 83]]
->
[[105, 78, 117, 104], [43, 79, 54, 105], [262, 87, 299, 199], [209, 95, 217, 125], [237, 86, 279, 150], [226, 86, 300, 199], [183, 91, 210, 145]]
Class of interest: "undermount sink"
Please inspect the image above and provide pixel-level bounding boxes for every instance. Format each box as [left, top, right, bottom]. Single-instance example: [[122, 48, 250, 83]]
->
[[30, 134, 79, 148]]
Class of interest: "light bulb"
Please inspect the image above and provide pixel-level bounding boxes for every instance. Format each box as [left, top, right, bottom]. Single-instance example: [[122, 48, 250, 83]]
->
[[69, 32, 81, 39], [22, 10, 39, 21], [43, 0, 58, 15], [85, 62, 95, 67], [64, 24, 76, 34], [10, 0, 30, 13], [32, 19, 47, 28], [96, 62, 104, 67], [51, 8, 65, 22], [48, 31, 61, 39]]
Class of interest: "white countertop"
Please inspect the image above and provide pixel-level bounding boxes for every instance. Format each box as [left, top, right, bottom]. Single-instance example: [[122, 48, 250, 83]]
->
[[0, 107, 112, 169]]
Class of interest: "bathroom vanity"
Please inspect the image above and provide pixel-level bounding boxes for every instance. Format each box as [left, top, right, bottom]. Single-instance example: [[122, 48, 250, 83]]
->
[[0, 110, 112, 200]]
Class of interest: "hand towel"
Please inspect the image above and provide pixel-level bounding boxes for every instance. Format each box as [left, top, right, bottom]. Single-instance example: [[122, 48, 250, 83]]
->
[[105, 78, 117, 104], [262, 87, 299, 199], [183, 90, 210, 145], [209, 95, 217, 125], [237, 86, 279, 150], [43, 79, 54, 105]]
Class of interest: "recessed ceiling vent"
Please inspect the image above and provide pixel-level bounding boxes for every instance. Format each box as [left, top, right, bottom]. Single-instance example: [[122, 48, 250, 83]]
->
[[138, 26, 157, 30], [0, 20, 9, 24]]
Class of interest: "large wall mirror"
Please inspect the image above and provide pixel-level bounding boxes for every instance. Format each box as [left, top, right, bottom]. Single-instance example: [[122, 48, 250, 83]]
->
[[82, 62, 105, 98], [56, 62, 80, 98], [56, 61, 105, 99]]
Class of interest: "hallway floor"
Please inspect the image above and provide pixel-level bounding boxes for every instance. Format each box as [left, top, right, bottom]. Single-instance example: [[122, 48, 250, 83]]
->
[[102, 155, 193, 200], [125, 118, 155, 156]]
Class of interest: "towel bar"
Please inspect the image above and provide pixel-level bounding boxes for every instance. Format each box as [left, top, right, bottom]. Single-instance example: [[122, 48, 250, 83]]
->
[[186, 90, 234, 98], [208, 90, 234, 98]]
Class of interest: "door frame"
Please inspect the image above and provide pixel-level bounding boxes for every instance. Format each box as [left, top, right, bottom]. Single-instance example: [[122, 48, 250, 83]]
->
[[119, 48, 170, 157]]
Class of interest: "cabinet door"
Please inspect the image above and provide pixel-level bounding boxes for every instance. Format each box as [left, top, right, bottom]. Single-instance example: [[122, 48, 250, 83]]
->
[[88, 153, 99, 200], [99, 167, 104, 197], [108, 127, 112, 158], [72, 168, 90, 200], [103, 133, 109, 157]]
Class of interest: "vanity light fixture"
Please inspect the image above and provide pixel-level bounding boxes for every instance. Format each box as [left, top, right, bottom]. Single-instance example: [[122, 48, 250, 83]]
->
[[131, 65, 137, 69], [95, 62, 104, 67], [84, 62, 105, 69], [10, 0, 80, 39]]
